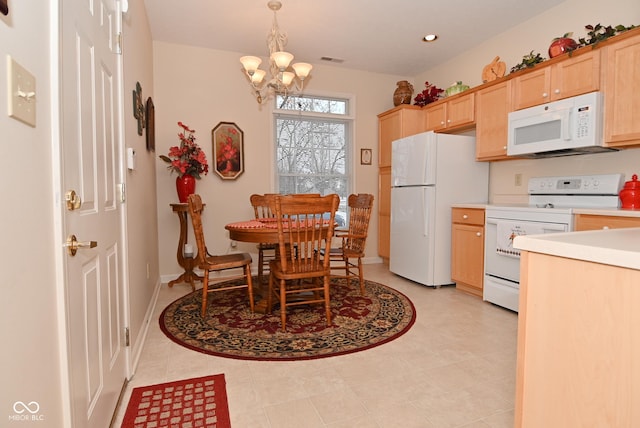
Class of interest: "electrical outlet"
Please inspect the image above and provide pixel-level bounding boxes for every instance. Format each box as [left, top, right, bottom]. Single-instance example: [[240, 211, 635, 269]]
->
[[515, 173, 523, 187], [7, 55, 36, 127], [230, 240, 237, 248]]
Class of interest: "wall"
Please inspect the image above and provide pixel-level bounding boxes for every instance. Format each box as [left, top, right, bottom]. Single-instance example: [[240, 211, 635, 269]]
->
[[121, 0, 160, 369], [414, 0, 640, 202], [153, 42, 405, 279], [0, 1, 64, 425]]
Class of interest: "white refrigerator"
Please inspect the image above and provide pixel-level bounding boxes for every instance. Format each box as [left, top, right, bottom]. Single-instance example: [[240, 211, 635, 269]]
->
[[390, 131, 489, 286]]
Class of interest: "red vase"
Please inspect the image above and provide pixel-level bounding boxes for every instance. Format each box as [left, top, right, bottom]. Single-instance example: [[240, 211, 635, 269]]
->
[[176, 174, 196, 203]]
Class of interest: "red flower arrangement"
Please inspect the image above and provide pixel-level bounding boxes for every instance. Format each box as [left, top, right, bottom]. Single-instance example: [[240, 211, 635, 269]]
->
[[413, 81, 444, 107], [159, 122, 209, 178]]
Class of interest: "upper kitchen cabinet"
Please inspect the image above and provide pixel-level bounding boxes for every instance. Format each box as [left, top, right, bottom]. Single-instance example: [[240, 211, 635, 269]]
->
[[377, 104, 423, 261], [476, 80, 512, 161], [512, 49, 600, 110], [378, 105, 423, 167], [424, 92, 475, 133], [603, 30, 640, 148]]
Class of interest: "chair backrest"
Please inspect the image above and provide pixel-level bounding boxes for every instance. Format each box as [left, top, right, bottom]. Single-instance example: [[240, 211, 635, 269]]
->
[[273, 194, 339, 273], [250, 193, 278, 220], [187, 194, 208, 265], [345, 193, 374, 253]]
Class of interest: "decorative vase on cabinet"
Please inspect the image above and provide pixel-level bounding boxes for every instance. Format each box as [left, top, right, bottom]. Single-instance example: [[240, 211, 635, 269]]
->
[[176, 174, 196, 203], [393, 80, 414, 106]]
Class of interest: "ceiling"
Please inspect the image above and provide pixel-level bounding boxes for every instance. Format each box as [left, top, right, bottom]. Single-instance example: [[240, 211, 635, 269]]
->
[[143, 0, 564, 76]]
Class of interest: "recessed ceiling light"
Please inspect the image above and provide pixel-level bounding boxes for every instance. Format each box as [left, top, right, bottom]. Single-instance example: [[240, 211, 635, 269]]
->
[[423, 34, 438, 42]]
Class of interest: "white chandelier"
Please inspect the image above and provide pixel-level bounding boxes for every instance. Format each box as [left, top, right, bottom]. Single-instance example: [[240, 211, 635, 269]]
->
[[240, 1, 312, 104]]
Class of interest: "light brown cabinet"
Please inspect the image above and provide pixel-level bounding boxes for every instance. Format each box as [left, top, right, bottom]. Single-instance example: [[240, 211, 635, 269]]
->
[[424, 92, 475, 133], [604, 31, 640, 147], [512, 49, 600, 110], [475, 80, 511, 161], [377, 105, 423, 261], [451, 207, 485, 297], [574, 213, 640, 231], [515, 250, 640, 427]]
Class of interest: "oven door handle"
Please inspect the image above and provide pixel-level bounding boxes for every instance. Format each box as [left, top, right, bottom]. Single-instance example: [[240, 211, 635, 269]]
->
[[486, 218, 568, 233]]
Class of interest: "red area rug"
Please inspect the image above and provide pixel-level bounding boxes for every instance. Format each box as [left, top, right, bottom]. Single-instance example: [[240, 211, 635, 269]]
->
[[160, 277, 416, 361], [120, 374, 230, 428]]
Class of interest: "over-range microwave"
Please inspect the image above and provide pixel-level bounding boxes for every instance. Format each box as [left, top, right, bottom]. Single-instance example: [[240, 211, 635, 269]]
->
[[507, 91, 617, 158]]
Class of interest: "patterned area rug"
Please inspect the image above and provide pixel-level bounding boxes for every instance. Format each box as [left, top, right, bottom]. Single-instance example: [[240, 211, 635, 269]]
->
[[121, 374, 230, 428], [160, 278, 416, 361]]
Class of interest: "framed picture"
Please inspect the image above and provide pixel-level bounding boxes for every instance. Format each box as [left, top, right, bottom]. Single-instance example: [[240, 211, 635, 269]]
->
[[360, 148, 372, 165], [212, 122, 244, 180], [145, 97, 155, 152]]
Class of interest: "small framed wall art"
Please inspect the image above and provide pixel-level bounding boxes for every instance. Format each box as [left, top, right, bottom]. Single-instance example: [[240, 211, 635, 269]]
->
[[360, 148, 372, 165], [145, 97, 155, 151], [212, 122, 244, 180]]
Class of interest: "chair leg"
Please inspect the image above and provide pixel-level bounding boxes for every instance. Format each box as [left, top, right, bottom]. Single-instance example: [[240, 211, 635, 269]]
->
[[201, 270, 210, 317], [358, 258, 365, 296], [279, 278, 287, 332], [245, 265, 255, 312], [324, 275, 332, 326]]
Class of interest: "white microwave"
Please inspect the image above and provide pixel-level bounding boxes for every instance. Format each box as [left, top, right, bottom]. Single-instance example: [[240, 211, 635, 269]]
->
[[507, 92, 616, 158]]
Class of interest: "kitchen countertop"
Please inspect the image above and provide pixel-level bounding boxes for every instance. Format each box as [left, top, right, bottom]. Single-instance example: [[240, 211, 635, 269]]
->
[[452, 204, 640, 217], [514, 227, 640, 271], [573, 207, 640, 217], [451, 203, 488, 209]]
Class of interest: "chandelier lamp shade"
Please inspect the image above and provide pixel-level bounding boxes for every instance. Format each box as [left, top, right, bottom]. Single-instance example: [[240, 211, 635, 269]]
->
[[240, 1, 312, 104]]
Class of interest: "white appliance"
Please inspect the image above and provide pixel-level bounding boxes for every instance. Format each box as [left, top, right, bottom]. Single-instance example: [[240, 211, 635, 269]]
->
[[507, 91, 617, 158], [390, 131, 489, 286], [484, 173, 624, 312]]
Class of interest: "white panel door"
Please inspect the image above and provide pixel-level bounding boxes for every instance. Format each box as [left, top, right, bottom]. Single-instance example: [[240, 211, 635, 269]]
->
[[61, 0, 127, 426]]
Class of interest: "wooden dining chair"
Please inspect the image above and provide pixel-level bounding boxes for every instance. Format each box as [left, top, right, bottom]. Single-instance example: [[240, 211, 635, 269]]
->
[[267, 194, 339, 331], [187, 194, 255, 317], [327, 194, 374, 295], [249, 193, 278, 285]]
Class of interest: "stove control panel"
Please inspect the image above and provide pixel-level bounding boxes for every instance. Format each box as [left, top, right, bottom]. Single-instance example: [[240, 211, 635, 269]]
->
[[528, 174, 624, 195]]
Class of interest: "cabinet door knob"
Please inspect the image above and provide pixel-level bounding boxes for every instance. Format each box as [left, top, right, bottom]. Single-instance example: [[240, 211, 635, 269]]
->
[[554, 88, 560, 94], [542, 92, 548, 98], [476, 232, 482, 237], [463, 214, 468, 219], [603, 226, 610, 230]]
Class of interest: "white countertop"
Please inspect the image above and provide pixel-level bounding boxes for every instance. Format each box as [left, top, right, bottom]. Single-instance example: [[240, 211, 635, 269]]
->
[[573, 207, 640, 217], [514, 227, 640, 270]]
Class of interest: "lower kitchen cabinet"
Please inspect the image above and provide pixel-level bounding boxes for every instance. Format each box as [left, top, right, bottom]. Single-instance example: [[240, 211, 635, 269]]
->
[[574, 213, 640, 231], [451, 207, 485, 297], [516, 249, 640, 427]]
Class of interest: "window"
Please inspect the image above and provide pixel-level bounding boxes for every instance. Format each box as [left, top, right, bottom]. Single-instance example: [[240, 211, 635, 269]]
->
[[274, 94, 352, 226]]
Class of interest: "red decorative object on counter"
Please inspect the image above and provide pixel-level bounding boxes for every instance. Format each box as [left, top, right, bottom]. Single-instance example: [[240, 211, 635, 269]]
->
[[619, 174, 640, 209]]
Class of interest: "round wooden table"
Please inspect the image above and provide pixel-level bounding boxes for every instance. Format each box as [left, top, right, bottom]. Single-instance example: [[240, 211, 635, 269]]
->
[[225, 219, 334, 313]]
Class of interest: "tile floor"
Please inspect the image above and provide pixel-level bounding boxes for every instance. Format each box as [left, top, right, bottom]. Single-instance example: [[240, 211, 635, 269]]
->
[[113, 264, 518, 428]]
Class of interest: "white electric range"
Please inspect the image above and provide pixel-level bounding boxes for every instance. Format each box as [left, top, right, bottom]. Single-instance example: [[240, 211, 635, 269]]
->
[[483, 173, 624, 312]]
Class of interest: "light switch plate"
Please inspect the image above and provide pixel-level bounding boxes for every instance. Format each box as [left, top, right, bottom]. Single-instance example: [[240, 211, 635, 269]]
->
[[7, 55, 36, 127]]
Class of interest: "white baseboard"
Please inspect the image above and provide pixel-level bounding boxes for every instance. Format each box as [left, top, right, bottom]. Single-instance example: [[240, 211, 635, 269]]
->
[[128, 277, 162, 378]]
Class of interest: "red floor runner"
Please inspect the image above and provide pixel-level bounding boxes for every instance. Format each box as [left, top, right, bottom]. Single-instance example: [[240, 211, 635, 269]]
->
[[121, 374, 231, 428]]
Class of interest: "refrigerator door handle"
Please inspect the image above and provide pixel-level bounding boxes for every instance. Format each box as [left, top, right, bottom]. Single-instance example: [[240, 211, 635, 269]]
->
[[422, 188, 429, 237]]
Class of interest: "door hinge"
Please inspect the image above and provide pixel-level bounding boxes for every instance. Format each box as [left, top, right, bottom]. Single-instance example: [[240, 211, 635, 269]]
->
[[116, 32, 123, 55], [119, 182, 126, 203], [125, 327, 130, 347]]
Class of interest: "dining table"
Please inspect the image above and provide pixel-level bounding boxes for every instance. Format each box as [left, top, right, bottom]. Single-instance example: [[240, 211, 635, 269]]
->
[[225, 217, 334, 313]]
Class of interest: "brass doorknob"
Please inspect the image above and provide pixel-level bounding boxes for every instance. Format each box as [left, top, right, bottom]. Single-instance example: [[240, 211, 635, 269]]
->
[[65, 234, 97, 256]]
